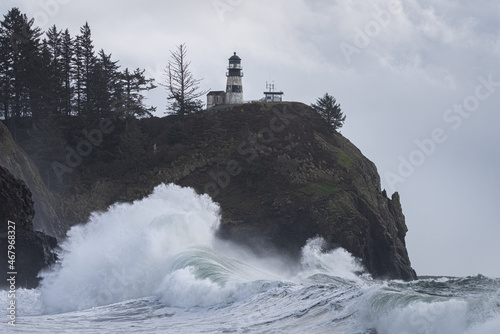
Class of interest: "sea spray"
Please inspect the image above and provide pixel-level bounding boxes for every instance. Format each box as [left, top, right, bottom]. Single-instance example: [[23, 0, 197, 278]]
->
[[38, 183, 367, 313], [39, 183, 288, 312], [14, 183, 498, 333], [39, 184, 220, 312], [297, 237, 366, 283], [357, 276, 500, 334]]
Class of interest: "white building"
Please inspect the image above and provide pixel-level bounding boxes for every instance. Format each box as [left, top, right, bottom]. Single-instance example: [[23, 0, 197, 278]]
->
[[206, 91, 226, 109], [225, 52, 244, 104], [261, 82, 283, 103]]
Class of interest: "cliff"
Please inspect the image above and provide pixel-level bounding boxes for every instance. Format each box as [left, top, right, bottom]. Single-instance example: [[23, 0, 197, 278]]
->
[[5, 102, 417, 280], [0, 165, 58, 288], [0, 121, 66, 239]]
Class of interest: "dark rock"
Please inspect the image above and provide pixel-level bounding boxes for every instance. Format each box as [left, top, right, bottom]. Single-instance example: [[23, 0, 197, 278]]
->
[[0, 166, 35, 231], [0, 121, 66, 239], [6, 102, 417, 281], [0, 166, 58, 289], [175, 103, 418, 280]]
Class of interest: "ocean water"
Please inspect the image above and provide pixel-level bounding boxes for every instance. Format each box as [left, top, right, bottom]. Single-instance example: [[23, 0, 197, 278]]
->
[[2, 184, 499, 333]]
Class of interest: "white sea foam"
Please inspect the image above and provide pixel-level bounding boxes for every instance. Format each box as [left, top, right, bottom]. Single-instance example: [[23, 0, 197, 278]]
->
[[38, 183, 365, 314], [468, 315, 500, 334], [39, 184, 220, 312], [297, 236, 366, 283], [8, 183, 497, 333], [372, 299, 468, 334], [358, 277, 500, 334]]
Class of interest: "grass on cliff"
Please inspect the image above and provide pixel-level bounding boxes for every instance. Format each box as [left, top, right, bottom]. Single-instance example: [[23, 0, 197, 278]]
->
[[299, 182, 341, 199], [4, 102, 374, 228]]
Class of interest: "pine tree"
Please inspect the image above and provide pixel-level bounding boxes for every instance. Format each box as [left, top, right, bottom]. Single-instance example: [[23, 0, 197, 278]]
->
[[93, 49, 121, 119], [43, 25, 64, 115], [74, 22, 96, 117], [0, 8, 42, 121], [0, 8, 156, 123], [73, 34, 83, 115], [121, 68, 156, 118], [0, 17, 12, 119], [32, 40, 53, 119], [311, 93, 345, 131], [60, 29, 73, 115]]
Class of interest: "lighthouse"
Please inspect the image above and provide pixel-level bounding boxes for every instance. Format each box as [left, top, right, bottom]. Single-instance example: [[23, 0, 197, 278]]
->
[[226, 52, 243, 104]]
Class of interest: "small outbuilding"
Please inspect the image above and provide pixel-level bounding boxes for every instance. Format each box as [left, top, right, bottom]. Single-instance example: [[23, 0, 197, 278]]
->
[[263, 90, 283, 103], [206, 91, 226, 109], [261, 82, 283, 103]]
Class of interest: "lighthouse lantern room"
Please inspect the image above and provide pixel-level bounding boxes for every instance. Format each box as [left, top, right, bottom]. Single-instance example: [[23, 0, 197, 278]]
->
[[225, 52, 243, 104]]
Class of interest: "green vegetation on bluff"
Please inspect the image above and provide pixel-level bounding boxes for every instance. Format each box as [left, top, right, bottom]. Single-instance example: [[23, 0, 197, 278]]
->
[[3, 101, 417, 280]]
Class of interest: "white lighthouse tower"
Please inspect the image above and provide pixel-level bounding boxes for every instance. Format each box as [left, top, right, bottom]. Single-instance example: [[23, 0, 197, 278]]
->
[[226, 52, 243, 104]]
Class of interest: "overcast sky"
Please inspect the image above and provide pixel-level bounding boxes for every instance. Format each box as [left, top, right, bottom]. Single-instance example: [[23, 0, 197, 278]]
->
[[2, 0, 499, 278]]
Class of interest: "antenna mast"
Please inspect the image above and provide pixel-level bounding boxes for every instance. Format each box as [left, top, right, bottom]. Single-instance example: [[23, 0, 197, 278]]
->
[[266, 81, 275, 92]]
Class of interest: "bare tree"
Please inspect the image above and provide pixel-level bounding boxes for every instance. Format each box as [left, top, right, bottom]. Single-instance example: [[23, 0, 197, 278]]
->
[[163, 43, 207, 116]]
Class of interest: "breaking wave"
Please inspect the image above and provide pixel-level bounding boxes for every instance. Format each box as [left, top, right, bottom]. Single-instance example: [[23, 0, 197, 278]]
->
[[2, 183, 498, 333]]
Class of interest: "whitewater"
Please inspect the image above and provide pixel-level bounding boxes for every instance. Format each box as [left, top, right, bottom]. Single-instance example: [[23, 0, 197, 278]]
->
[[2, 184, 499, 333]]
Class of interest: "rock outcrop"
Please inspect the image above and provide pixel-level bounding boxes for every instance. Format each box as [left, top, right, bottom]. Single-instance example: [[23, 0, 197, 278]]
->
[[177, 103, 417, 280], [0, 166, 58, 288], [5, 102, 417, 280], [0, 121, 66, 239]]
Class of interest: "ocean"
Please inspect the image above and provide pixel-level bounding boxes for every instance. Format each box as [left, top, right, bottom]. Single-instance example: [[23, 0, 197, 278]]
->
[[2, 184, 499, 334]]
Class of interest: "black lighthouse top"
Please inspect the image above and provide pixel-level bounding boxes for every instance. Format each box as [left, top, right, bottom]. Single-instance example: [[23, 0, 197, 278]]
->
[[229, 52, 241, 62], [227, 52, 243, 77]]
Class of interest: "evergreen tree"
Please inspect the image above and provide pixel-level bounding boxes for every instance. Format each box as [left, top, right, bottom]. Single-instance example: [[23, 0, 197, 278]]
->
[[0, 7, 42, 121], [43, 25, 64, 115], [0, 17, 12, 119], [31, 40, 53, 119], [0, 8, 156, 123], [93, 49, 121, 118], [73, 34, 83, 115], [121, 68, 156, 118], [163, 43, 206, 116], [60, 29, 73, 115], [311, 93, 345, 131], [74, 22, 96, 117], [45, 25, 61, 62]]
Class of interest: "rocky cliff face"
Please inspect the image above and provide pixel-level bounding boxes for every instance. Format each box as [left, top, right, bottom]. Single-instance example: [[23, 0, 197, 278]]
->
[[4, 102, 417, 280], [0, 121, 66, 239], [0, 166, 58, 288], [175, 103, 417, 280]]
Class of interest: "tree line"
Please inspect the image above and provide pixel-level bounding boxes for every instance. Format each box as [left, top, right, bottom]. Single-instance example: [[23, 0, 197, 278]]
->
[[0, 8, 156, 124]]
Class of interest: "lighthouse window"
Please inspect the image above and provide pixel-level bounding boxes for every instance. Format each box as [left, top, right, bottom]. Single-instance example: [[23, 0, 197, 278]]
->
[[232, 85, 242, 93]]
